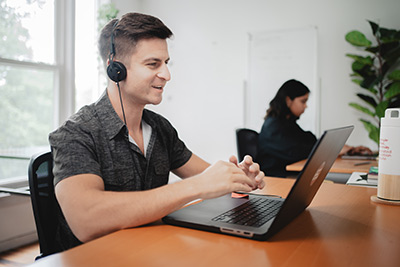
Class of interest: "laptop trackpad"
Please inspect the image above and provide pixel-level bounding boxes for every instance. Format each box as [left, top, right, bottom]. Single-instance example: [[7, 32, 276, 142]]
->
[[167, 194, 249, 224]]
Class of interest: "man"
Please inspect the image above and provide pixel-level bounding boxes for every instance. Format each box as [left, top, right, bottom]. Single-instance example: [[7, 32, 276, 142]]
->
[[49, 12, 265, 252]]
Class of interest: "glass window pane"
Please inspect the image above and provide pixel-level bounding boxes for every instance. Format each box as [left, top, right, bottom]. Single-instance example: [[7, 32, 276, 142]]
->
[[75, 1, 116, 111], [75, 0, 99, 110], [0, 65, 54, 155], [0, 0, 55, 64]]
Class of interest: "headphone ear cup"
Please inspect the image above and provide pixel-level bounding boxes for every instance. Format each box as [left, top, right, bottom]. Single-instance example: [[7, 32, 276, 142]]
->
[[107, 61, 127, 82]]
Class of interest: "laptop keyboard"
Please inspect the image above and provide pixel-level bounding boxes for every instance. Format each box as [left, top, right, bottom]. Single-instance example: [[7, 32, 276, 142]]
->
[[212, 197, 283, 227]]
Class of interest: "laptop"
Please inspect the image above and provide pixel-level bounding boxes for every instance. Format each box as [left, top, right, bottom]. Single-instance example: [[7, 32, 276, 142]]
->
[[341, 153, 378, 160], [163, 126, 354, 240]]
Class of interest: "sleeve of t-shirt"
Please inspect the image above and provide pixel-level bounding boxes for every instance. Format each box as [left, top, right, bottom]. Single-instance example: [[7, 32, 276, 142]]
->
[[169, 127, 192, 170], [49, 119, 102, 186], [155, 114, 192, 170]]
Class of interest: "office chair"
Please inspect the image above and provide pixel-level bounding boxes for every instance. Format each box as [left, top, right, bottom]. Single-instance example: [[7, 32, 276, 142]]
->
[[235, 128, 259, 162], [28, 151, 60, 259]]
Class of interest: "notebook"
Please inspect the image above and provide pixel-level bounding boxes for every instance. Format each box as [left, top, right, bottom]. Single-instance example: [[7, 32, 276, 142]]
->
[[163, 126, 354, 240]]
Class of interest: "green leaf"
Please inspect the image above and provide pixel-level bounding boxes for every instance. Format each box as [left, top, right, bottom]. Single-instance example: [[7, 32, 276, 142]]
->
[[380, 28, 400, 43], [356, 93, 377, 107], [360, 75, 379, 91], [350, 73, 361, 78], [349, 102, 375, 117], [380, 42, 400, 60], [365, 45, 379, 54], [388, 70, 400, 81], [351, 79, 362, 85], [351, 61, 365, 71], [389, 98, 400, 108], [375, 101, 389, 118], [368, 87, 378, 95], [345, 31, 372, 47], [384, 82, 400, 99], [345, 54, 374, 65], [368, 21, 379, 35], [360, 119, 380, 145], [351, 62, 376, 81], [383, 45, 400, 64]]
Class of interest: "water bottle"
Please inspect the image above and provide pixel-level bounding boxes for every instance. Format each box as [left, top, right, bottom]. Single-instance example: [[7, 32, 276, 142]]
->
[[378, 108, 400, 201]]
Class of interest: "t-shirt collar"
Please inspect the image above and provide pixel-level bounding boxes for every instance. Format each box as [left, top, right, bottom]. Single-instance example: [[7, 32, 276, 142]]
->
[[94, 90, 158, 140]]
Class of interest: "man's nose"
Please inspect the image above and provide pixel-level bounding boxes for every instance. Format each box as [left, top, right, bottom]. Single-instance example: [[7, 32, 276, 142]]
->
[[157, 64, 171, 81]]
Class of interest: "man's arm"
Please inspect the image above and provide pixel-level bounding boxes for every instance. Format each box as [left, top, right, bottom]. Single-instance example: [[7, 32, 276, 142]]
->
[[55, 157, 259, 243], [172, 153, 210, 178]]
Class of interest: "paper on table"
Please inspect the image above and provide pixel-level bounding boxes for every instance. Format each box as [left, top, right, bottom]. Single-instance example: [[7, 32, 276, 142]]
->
[[346, 172, 377, 187]]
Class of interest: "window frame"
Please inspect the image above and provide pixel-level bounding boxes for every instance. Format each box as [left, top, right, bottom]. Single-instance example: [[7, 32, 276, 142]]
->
[[0, 0, 76, 182], [54, 0, 76, 126]]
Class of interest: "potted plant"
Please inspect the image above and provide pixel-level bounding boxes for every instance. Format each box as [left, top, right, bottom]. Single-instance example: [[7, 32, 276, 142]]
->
[[345, 21, 400, 147]]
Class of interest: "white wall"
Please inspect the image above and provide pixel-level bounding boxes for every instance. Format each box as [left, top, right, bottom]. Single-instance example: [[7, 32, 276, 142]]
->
[[113, 0, 400, 163]]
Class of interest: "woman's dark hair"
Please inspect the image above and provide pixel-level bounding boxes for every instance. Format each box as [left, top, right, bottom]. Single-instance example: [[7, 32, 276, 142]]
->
[[98, 12, 173, 69], [265, 79, 310, 119]]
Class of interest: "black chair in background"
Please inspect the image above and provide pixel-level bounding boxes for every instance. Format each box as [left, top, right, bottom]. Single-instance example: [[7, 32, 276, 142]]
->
[[235, 128, 259, 162], [28, 151, 60, 259]]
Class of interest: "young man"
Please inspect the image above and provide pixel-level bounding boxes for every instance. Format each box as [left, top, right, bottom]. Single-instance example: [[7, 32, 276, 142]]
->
[[49, 12, 265, 252]]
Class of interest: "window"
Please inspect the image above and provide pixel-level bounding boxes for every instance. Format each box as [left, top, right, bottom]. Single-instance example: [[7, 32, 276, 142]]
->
[[75, 0, 102, 110], [0, 0, 113, 183], [0, 0, 73, 182], [75, 0, 117, 110]]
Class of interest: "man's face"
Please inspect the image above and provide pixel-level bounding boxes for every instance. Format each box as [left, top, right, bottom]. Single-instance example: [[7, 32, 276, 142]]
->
[[122, 38, 171, 106]]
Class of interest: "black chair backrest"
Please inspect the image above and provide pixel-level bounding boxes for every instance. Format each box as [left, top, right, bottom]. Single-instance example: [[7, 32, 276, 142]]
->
[[28, 151, 60, 258], [236, 128, 259, 162]]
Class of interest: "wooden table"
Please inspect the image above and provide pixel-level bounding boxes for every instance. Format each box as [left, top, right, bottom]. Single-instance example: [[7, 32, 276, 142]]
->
[[287, 157, 378, 184], [287, 157, 378, 174], [28, 177, 399, 267]]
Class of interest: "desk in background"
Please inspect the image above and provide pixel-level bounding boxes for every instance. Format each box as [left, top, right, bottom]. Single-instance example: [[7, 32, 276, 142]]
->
[[28, 177, 399, 267], [287, 157, 378, 183]]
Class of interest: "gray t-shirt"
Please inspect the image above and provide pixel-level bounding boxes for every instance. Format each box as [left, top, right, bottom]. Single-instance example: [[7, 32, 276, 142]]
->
[[48, 90, 192, 251]]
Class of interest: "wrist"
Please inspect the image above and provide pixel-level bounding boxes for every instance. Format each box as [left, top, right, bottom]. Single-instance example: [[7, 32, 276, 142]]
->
[[178, 175, 203, 200]]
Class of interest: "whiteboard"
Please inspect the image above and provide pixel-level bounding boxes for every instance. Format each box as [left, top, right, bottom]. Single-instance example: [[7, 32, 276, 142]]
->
[[245, 26, 319, 135]]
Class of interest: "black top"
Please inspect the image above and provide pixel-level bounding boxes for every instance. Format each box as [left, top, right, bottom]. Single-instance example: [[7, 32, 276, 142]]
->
[[257, 116, 317, 177], [49, 91, 192, 251]]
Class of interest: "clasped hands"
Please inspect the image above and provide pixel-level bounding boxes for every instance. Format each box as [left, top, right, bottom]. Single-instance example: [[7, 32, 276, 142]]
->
[[195, 155, 265, 200], [229, 155, 265, 191]]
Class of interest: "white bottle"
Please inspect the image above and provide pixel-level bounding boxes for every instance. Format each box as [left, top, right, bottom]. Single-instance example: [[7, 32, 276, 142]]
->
[[378, 108, 400, 201]]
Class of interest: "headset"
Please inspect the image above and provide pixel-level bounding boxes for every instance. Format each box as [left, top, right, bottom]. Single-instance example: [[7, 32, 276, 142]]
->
[[107, 20, 127, 126], [107, 20, 127, 83]]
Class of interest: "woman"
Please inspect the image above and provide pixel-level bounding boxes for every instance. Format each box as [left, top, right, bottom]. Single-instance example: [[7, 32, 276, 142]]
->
[[257, 79, 315, 177], [257, 79, 371, 177]]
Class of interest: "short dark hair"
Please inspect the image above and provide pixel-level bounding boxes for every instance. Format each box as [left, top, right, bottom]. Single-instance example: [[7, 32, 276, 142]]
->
[[98, 12, 173, 69], [265, 79, 310, 119]]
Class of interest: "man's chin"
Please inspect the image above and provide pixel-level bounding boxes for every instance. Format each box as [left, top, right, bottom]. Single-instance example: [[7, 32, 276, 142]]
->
[[150, 97, 163, 106]]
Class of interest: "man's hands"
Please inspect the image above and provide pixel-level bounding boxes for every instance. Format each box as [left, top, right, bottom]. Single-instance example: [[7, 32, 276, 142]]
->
[[230, 155, 265, 190], [191, 155, 265, 200]]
